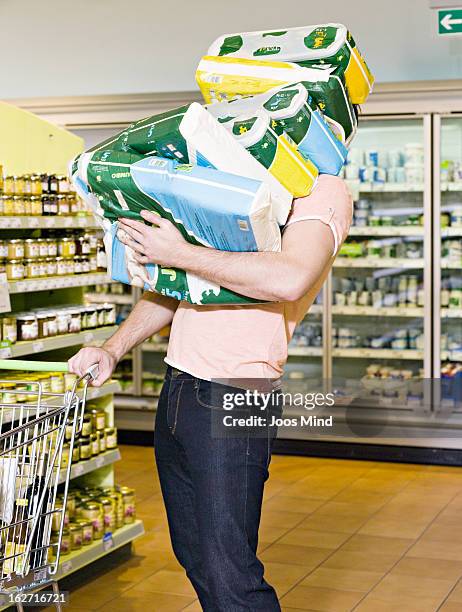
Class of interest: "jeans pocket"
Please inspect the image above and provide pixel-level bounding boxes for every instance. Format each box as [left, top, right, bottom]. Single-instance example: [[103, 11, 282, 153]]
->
[[167, 379, 184, 434], [195, 379, 229, 411]]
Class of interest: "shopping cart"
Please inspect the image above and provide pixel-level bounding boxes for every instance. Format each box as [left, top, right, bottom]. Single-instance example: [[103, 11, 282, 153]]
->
[[0, 360, 97, 611]]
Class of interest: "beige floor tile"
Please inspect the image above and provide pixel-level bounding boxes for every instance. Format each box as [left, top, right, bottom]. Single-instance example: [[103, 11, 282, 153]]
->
[[301, 513, 368, 534], [392, 556, 462, 581], [279, 528, 350, 550], [264, 562, 312, 596], [128, 569, 196, 597], [406, 539, 462, 561], [354, 594, 443, 612], [439, 602, 462, 612], [263, 495, 325, 514], [357, 516, 428, 539], [280, 584, 364, 611], [301, 567, 383, 592], [181, 601, 202, 611], [258, 524, 293, 544], [98, 589, 195, 611], [322, 550, 398, 573], [340, 534, 413, 556], [260, 543, 332, 568], [261, 509, 309, 529], [369, 573, 454, 602]]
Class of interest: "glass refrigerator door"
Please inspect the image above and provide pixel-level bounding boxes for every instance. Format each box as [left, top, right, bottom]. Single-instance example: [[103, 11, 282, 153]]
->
[[332, 116, 432, 417], [434, 115, 462, 392]]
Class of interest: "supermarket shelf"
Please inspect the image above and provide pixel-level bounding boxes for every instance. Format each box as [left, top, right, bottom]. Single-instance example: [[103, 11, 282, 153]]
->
[[85, 292, 133, 305], [0, 216, 99, 230], [347, 181, 424, 193], [55, 521, 144, 580], [142, 342, 168, 353], [442, 227, 462, 238], [349, 226, 424, 237], [115, 395, 158, 411], [441, 350, 462, 362], [334, 258, 424, 269], [8, 273, 111, 294], [59, 449, 121, 484], [442, 309, 462, 319], [85, 380, 121, 399], [333, 348, 424, 360], [0, 326, 118, 358], [441, 260, 462, 270], [442, 183, 462, 192], [288, 346, 323, 357], [332, 305, 424, 317]]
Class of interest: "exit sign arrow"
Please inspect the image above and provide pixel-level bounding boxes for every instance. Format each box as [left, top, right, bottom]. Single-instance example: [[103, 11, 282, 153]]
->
[[438, 8, 462, 35]]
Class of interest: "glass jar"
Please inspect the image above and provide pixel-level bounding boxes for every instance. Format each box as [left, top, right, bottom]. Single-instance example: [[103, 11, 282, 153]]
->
[[17, 315, 39, 341], [68, 522, 83, 551], [24, 197, 32, 216], [74, 256, 83, 275], [24, 259, 41, 279], [67, 194, 77, 214], [3, 176, 15, 195], [96, 305, 105, 327], [99, 431, 107, 453], [89, 253, 98, 272], [105, 427, 118, 450], [46, 237, 58, 257], [36, 238, 48, 259], [60, 529, 71, 556], [46, 313, 58, 337], [82, 414, 92, 437], [80, 502, 104, 540], [71, 195, 81, 215], [6, 259, 25, 280], [42, 194, 58, 215], [85, 306, 98, 329], [30, 195, 42, 215], [99, 496, 116, 533], [2, 196, 14, 215], [2, 317, 17, 344], [77, 235, 90, 256], [89, 408, 106, 431], [40, 174, 50, 194], [56, 257, 67, 276], [119, 487, 136, 524], [46, 257, 57, 277], [0, 241, 8, 259], [56, 175, 70, 193], [81, 256, 91, 273], [61, 443, 70, 469], [24, 239, 40, 259], [12, 196, 25, 215], [22, 175, 32, 195], [56, 310, 69, 335], [7, 239, 25, 260], [96, 239, 107, 270], [50, 373, 64, 394], [87, 232, 99, 252], [30, 175, 42, 196], [58, 237, 76, 258], [65, 258, 75, 275], [78, 520, 93, 546], [80, 437, 92, 461], [13, 176, 25, 194], [36, 258, 48, 278], [103, 303, 116, 326], [68, 309, 81, 333], [67, 492, 76, 519], [48, 174, 58, 194], [57, 194, 70, 215]]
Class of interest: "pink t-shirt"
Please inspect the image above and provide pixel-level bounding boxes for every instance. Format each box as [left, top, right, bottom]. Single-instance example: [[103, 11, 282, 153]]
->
[[165, 177, 353, 381]]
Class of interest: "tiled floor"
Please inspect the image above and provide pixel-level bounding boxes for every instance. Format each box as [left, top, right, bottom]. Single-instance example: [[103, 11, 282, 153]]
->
[[59, 446, 462, 611]]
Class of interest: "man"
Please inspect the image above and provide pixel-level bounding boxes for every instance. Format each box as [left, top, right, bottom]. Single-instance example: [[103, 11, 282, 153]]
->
[[69, 174, 352, 611]]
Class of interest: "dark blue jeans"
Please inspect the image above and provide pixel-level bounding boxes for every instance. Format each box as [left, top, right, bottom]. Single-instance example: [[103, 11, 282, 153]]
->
[[154, 366, 281, 612]]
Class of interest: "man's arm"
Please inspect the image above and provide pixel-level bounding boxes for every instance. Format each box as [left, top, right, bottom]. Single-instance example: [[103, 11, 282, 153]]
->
[[118, 176, 350, 302], [68, 292, 177, 385]]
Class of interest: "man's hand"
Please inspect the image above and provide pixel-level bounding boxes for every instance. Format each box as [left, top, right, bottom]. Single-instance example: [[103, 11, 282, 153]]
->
[[118, 211, 190, 267], [68, 347, 117, 387]]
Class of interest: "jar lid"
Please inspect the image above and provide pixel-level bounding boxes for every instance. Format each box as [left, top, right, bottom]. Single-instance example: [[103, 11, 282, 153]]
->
[[10, 239, 24, 243], [7, 259, 23, 264], [16, 315, 36, 321], [25, 239, 37, 243]]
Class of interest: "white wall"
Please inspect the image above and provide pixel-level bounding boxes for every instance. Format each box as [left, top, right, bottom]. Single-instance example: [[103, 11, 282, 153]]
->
[[3, 0, 462, 99]]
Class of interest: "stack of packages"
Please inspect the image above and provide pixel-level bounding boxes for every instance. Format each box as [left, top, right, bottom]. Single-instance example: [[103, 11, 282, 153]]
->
[[71, 24, 374, 305]]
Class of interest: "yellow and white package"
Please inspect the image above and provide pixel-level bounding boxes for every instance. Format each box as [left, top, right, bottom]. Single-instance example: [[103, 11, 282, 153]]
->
[[196, 55, 331, 104], [179, 103, 294, 223], [207, 24, 374, 104], [223, 109, 318, 197]]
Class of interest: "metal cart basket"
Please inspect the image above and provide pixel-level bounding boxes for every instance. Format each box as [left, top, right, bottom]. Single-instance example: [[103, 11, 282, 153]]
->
[[0, 360, 96, 610]]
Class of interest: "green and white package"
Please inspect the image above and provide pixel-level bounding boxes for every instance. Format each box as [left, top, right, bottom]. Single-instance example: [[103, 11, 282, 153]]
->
[[207, 23, 374, 104]]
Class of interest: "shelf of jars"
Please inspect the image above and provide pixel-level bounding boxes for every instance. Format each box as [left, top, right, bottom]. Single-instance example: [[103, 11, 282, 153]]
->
[[0, 216, 100, 230], [349, 226, 425, 237], [332, 348, 424, 360], [84, 292, 133, 306], [288, 346, 323, 357], [60, 449, 121, 485], [332, 305, 424, 317], [0, 326, 118, 359], [441, 351, 462, 363], [442, 308, 462, 319], [334, 258, 424, 269], [8, 273, 111, 294]]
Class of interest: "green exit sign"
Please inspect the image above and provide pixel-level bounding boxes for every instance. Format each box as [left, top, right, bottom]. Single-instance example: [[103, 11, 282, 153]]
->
[[438, 8, 462, 35]]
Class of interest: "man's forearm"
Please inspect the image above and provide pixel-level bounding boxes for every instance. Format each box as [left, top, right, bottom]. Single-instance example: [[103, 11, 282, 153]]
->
[[171, 220, 334, 302], [102, 292, 177, 361]]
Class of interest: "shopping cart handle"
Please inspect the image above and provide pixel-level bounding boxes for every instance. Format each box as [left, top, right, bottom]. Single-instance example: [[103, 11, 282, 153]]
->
[[0, 359, 69, 372]]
